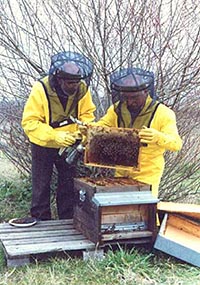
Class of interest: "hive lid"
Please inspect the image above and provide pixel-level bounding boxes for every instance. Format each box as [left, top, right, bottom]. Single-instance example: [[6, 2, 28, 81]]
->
[[92, 191, 159, 206], [157, 201, 200, 220], [154, 213, 200, 267]]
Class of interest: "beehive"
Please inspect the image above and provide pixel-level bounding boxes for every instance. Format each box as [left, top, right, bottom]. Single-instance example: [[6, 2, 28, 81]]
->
[[84, 126, 140, 170], [73, 177, 159, 245]]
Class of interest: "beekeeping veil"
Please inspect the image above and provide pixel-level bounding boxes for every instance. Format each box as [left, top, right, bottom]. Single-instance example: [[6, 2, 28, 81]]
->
[[49, 51, 93, 91], [110, 67, 156, 103]]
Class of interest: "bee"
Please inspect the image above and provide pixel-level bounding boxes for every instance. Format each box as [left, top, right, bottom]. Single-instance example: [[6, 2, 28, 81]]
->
[[87, 126, 140, 168]]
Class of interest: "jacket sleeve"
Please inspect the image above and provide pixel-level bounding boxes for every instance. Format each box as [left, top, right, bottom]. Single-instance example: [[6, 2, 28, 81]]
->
[[21, 81, 57, 146], [152, 104, 182, 151], [94, 105, 118, 127]]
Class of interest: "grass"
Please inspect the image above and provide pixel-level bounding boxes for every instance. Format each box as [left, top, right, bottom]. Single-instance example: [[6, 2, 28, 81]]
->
[[0, 178, 32, 222], [0, 248, 199, 285], [0, 157, 199, 284]]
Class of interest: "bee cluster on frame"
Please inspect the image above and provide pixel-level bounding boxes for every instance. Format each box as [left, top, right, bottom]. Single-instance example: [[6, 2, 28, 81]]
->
[[84, 126, 140, 170]]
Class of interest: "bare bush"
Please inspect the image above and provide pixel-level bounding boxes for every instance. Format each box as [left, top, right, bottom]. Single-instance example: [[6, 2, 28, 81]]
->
[[0, 0, 199, 201]]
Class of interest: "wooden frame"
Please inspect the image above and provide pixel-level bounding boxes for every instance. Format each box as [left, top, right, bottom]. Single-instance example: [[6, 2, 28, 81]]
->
[[84, 126, 141, 171]]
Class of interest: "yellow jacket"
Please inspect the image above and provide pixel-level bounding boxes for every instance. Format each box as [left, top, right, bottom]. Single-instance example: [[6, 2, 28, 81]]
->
[[95, 98, 182, 197], [22, 78, 96, 148]]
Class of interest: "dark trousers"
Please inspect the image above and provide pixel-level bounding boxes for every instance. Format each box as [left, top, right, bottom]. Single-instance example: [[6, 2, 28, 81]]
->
[[31, 143, 75, 220]]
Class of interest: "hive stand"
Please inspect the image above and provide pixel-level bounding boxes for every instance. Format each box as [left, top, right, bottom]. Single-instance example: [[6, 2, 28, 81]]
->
[[0, 219, 101, 267]]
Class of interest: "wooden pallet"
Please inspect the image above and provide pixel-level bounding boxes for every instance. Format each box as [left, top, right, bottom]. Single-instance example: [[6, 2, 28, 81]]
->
[[0, 219, 97, 267]]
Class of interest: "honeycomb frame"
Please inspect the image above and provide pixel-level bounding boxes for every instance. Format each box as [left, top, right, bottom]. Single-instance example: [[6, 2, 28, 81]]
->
[[84, 125, 141, 171]]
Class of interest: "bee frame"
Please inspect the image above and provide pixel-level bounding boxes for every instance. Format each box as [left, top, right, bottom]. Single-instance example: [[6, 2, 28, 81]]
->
[[84, 125, 141, 171]]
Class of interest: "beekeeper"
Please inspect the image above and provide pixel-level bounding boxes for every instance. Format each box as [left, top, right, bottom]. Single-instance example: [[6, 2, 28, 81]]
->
[[22, 51, 96, 220], [88, 68, 182, 197]]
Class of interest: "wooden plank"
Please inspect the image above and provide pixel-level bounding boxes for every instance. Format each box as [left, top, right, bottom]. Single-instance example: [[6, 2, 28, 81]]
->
[[84, 162, 138, 171], [2, 233, 88, 246], [103, 237, 152, 246], [157, 202, 200, 220], [0, 219, 73, 229], [5, 239, 95, 256], [73, 205, 100, 243], [101, 204, 147, 214], [0, 229, 80, 240], [101, 213, 147, 224], [167, 214, 200, 238], [0, 223, 74, 233], [102, 230, 152, 241], [0, 225, 74, 234], [164, 223, 200, 252], [101, 204, 149, 224]]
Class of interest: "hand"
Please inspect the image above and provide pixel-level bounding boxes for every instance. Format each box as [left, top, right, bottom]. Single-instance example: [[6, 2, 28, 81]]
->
[[78, 122, 97, 145], [76, 127, 87, 145], [139, 127, 161, 144], [71, 130, 87, 145], [78, 125, 88, 136], [54, 131, 76, 147], [78, 122, 97, 136]]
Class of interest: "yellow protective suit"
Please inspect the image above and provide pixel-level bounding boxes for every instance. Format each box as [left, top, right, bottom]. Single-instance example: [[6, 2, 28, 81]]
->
[[22, 77, 96, 148], [94, 96, 182, 197]]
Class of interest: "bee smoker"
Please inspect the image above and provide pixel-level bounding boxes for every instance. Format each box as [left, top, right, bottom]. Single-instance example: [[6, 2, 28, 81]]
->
[[58, 139, 84, 166]]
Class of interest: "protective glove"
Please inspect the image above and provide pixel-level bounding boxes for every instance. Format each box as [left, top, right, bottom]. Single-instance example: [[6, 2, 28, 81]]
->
[[78, 125, 88, 137], [139, 127, 161, 144], [71, 130, 87, 146], [78, 122, 97, 136], [78, 122, 98, 145], [75, 127, 87, 145], [71, 131, 82, 140], [54, 131, 76, 147]]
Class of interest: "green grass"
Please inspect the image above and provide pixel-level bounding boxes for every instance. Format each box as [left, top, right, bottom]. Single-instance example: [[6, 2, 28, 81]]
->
[[0, 178, 32, 222], [0, 248, 199, 285]]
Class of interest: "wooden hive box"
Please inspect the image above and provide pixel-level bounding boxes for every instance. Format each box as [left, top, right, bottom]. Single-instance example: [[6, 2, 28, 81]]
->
[[73, 177, 159, 245], [84, 126, 141, 171], [154, 202, 200, 267]]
